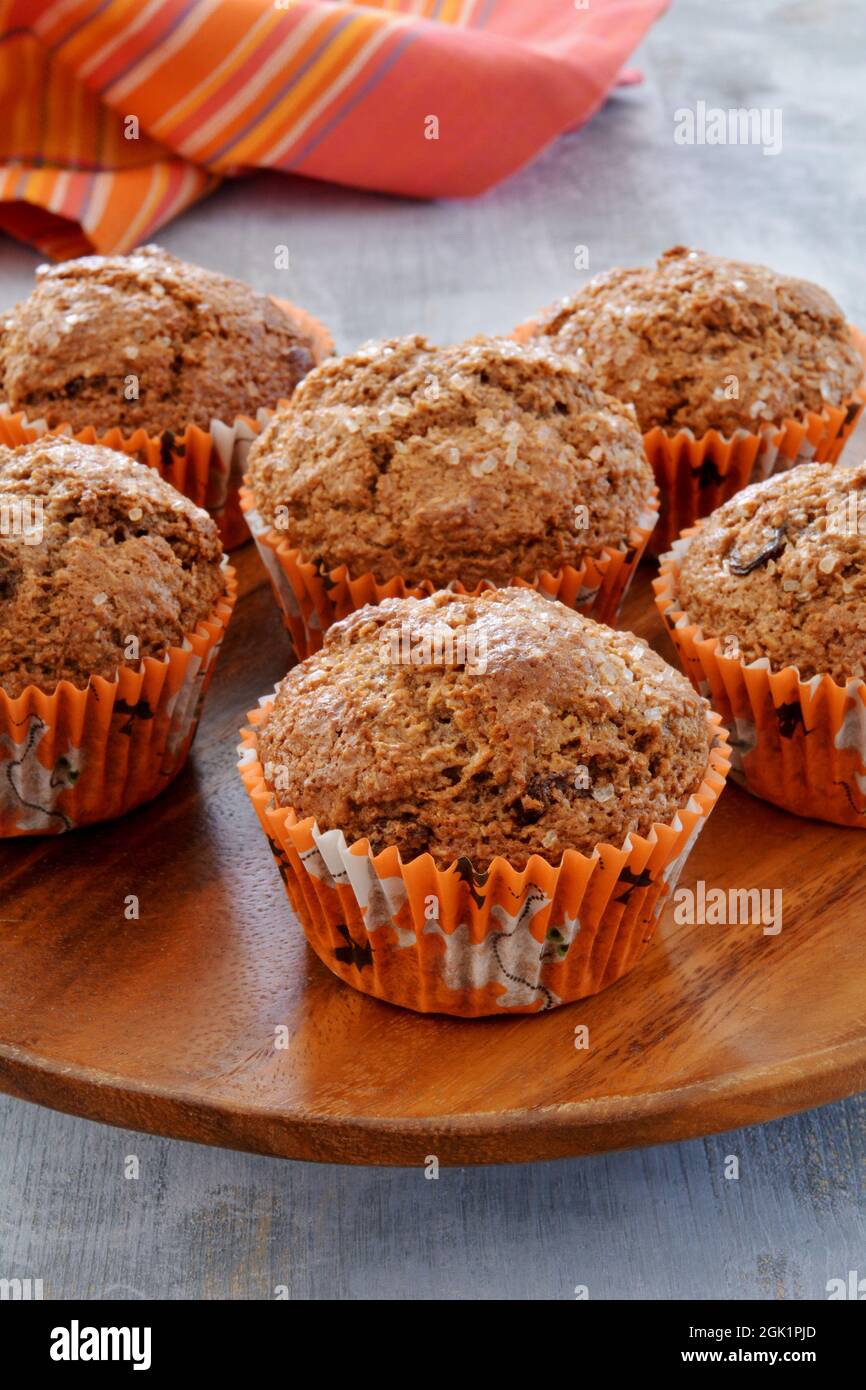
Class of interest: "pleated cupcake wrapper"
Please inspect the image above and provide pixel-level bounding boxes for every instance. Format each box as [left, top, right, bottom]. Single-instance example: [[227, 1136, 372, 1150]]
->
[[238, 700, 730, 1016], [644, 390, 865, 555], [513, 318, 866, 557], [0, 299, 333, 552], [0, 403, 261, 551], [0, 570, 237, 836], [654, 534, 866, 828], [240, 488, 659, 660]]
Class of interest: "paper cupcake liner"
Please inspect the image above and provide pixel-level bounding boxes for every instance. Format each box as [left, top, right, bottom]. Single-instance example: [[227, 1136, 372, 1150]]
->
[[654, 533, 866, 828], [0, 299, 333, 552], [0, 569, 237, 836], [237, 700, 730, 1016], [514, 318, 866, 556], [240, 487, 659, 660]]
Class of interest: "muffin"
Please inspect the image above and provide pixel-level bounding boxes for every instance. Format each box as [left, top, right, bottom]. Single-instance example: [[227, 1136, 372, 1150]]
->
[[654, 462, 866, 827], [0, 437, 236, 834], [239, 587, 730, 1014], [242, 334, 658, 653], [519, 247, 865, 550], [0, 246, 333, 546], [0, 245, 321, 434]]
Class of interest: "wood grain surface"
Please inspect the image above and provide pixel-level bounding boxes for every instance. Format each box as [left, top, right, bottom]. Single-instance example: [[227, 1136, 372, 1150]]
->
[[1, 544, 864, 1165]]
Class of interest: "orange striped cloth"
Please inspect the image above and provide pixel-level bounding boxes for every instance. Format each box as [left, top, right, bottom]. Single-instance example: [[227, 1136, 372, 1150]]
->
[[0, 0, 667, 259]]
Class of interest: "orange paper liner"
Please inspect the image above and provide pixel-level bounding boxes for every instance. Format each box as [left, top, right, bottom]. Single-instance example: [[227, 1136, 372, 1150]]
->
[[654, 535, 866, 828], [0, 299, 333, 551], [514, 317, 866, 556], [0, 570, 237, 836], [240, 486, 659, 660], [238, 702, 730, 1016]]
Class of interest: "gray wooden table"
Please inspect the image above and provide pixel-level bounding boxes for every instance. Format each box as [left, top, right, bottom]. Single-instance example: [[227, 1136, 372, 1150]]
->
[[2, 0, 864, 1301]]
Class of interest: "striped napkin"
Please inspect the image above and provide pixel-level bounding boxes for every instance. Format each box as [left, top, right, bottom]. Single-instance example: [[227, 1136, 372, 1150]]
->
[[0, 0, 667, 259]]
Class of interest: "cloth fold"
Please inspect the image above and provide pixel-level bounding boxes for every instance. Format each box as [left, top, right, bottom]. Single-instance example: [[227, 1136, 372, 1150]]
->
[[0, 0, 667, 258]]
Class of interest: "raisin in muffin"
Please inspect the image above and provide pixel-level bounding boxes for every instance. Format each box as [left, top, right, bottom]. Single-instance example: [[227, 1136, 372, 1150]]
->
[[0, 246, 318, 435], [526, 247, 863, 437], [245, 334, 654, 590], [257, 586, 713, 869], [674, 461, 866, 683], [0, 437, 226, 696]]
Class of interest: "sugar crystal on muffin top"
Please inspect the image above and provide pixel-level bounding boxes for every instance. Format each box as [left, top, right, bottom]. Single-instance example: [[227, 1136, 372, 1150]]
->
[[257, 587, 713, 869], [0, 437, 225, 696], [676, 461, 866, 683], [246, 334, 655, 589], [0, 245, 317, 435], [528, 246, 863, 437]]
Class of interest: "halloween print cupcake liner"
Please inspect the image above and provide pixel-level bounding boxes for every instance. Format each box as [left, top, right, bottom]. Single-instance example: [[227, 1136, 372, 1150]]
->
[[0, 569, 236, 836], [240, 487, 659, 660], [238, 700, 730, 1016], [0, 300, 333, 552], [513, 319, 866, 557], [655, 532, 866, 828]]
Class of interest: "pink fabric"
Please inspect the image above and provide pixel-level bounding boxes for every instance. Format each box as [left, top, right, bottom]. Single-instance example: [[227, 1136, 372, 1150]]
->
[[0, 0, 668, 258]]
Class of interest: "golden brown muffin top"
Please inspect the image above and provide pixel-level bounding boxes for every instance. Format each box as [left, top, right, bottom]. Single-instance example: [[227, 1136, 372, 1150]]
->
[[529, 246, 863, 437], [257, 587, 713, 869], [246, 334, 654, 589], [0, 245, 317, 435], [0, 437, 225, 696], [674, 461, 866, 683]]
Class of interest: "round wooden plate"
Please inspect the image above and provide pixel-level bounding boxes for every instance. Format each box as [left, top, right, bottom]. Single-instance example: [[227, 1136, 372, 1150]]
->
[[1, 548, 864, 1166]]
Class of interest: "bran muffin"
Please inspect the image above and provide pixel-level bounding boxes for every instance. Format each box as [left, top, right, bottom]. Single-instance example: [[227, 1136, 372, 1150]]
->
[[0, 437, 226, 697], [0, 245, 319, 435], [675, 462, 866, 684], [526, 246, 863, 437], [256, 586, 713, 870], [245, 334, 655, 591]]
